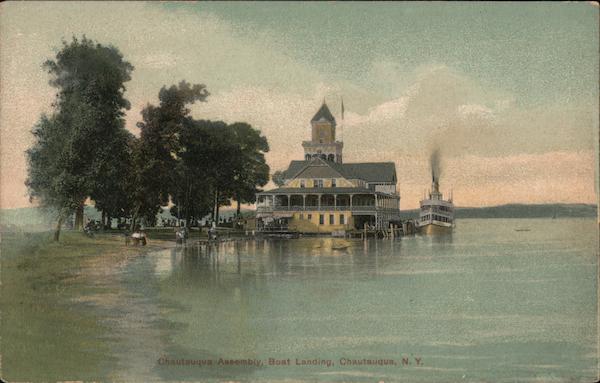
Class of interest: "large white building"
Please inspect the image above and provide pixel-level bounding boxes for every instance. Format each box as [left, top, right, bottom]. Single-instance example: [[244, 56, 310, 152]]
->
[[256, 102, 400, 233]]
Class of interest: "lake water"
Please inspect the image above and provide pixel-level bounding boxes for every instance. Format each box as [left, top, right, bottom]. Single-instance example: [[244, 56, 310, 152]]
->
[[2, 218, 598, 382]]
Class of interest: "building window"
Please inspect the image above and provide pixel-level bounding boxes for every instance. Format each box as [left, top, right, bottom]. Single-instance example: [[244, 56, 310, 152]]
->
[[314, 179, 323, 188], [300, 180, 305, 188], [308, 214, 312, 220], [299, 213, 304, 220], [329, 214, 334, 224], [340, 214, 345, 225], [331, 178, 336, 187], [319, 214, 324, 225]]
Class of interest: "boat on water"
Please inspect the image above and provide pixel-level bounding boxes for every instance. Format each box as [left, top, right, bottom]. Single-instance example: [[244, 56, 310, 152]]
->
[[331, 239, 351, 250], [416, 174, 454, 235]]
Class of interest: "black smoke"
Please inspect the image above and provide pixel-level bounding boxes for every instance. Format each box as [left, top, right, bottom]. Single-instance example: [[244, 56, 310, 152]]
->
[[430, 147, 441, 183]]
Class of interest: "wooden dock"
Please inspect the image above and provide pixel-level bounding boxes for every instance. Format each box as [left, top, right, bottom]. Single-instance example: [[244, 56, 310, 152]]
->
[[256, 220, 417, 240]]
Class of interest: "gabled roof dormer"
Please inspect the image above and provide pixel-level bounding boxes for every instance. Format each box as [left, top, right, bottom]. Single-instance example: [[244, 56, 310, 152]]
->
[[289, 157, 345, 180]]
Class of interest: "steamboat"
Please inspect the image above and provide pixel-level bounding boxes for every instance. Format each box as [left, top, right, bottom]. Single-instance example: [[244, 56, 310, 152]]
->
[[417, 174, 454, 235]]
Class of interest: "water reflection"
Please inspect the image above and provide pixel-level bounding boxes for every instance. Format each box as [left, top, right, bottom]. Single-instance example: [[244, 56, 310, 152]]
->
[[165, 236, 467, 284], [2, 219, 597, 382], [169, 237, 409, 281], [422, 232, 454, 244]]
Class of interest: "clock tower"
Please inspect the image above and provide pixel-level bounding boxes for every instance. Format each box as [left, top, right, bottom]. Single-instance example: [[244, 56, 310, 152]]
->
[[302, 102, 343, 163]]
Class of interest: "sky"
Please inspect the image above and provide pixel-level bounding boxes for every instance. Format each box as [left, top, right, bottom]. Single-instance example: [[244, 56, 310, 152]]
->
[[1, 1, 598, 209]]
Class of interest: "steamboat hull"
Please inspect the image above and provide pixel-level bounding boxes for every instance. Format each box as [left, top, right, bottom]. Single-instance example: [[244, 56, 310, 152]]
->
[[418, 223, 452, 235]]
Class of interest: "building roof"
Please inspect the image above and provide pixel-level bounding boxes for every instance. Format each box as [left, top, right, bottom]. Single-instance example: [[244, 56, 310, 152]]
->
[[282, 160, 310, 179], [311, 103, 336, 124], [293, 163, 345, 179], [340, 162, 397, 183], [258, 187, 387, 195], [282, 159, 397, 183]]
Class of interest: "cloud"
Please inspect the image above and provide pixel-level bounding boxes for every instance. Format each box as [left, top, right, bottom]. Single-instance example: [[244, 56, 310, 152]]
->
[[457, 104, 494, 119], [0, 3, 596, 209], [135, 53, 179, 69], [395, 150, 596, 208], [345, 96, 408, 126], [0, 2, 325, 208], [338, 64, 596, 159]]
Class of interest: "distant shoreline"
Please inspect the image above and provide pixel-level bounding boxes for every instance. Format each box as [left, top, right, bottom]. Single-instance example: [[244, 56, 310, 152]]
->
[[400, 203, 597, 220], [0, 203, 597, 228]]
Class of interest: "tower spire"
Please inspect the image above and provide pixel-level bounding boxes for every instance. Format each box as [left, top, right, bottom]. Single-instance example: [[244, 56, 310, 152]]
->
[[303, 101, 343, 163]]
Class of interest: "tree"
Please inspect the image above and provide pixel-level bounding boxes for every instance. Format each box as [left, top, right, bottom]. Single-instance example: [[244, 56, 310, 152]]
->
[[91, 129, 136, 227], [26, 115, 85, 241], [271, 170, 286, 187], [130, 81, 209, 229], [228, 122, 270, 216], [26, 36, 133, 240], [169, 119, 215, 227], [183, 119, 235, 225], [181, 121, 270, 224]]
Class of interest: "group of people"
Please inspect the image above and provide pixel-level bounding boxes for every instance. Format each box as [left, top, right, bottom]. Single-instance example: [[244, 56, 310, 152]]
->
[[124, 225, 147, 246], [175, 226, 218, 244], [83, 220, 103, 237], [131, 229, 147, 246], [122, 224, 221, 247], [161, 218, 182, 228], [175, 227, 188, 244]]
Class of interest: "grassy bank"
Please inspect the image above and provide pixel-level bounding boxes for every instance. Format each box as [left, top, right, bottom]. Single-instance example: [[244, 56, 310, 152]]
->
[[0, 231, 174, 381], [1, 230, 176, 310]]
